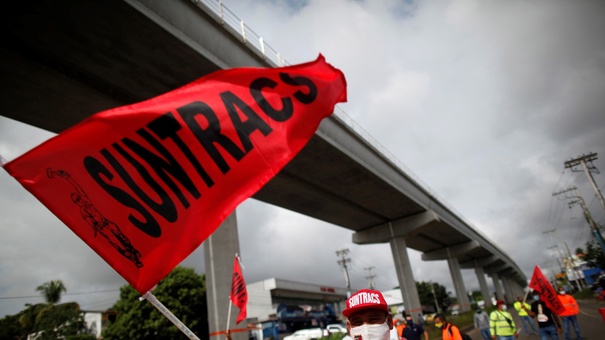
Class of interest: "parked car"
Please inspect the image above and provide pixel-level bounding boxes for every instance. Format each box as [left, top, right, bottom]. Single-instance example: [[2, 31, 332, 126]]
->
[[326, 324, 347, 334], [283, 328, 325, 340]]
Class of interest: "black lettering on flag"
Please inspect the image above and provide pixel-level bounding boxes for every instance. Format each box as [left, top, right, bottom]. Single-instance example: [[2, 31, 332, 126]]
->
[[177, 101, 245, 174], [147, 113, 215, 188], [232, 272, 247, 303], [279, 73, 318, 104], [250, 77, 294, 122], [84, 155, 161, 237], [110, 143, 178, 223], [220, 90, 273, 152], [125, 128, 201, 209]]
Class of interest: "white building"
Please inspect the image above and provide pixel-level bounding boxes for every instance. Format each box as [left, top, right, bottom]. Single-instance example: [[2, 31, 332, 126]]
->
[[247, 278, 348, 322]]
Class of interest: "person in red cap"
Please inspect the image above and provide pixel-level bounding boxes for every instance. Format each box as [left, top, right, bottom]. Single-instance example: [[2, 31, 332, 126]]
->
[[343, 289, 393, 340], [489, 300, 518, 340]]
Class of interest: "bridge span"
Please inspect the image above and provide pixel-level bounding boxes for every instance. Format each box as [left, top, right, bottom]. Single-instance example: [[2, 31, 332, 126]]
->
[[1, 0, 527, 333]]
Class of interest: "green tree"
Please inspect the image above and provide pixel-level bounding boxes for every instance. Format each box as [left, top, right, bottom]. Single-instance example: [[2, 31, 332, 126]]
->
[[578, 240, 605, 268], [0, 280, 89, 339], [36, 280, 67, 304], [415, 281, 450, 312], [103, 266, 209, 340]]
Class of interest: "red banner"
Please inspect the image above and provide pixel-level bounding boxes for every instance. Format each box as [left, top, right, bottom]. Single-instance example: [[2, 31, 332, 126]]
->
[[528, 265, 566, 315], [3, 55, 346, 294], [230, 256, 247, 324]]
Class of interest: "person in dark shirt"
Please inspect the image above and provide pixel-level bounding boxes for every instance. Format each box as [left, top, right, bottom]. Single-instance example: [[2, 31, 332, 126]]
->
[[401, 314, 428, 340], [526, 292, 561, 340]]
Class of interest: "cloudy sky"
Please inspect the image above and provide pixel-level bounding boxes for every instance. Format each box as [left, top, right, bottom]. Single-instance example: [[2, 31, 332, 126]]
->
[[2, 0, 605, 318]]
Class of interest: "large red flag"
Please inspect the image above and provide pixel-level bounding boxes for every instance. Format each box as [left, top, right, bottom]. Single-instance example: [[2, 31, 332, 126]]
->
[[230, 255, 247, 324], [528, 265, 566, 315], [3, 55, 346, 294]]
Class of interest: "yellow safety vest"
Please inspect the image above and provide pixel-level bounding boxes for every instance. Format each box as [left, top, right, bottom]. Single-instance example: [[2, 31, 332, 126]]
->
[[513, 301, 530, 316], [490, 310, 516, 337]]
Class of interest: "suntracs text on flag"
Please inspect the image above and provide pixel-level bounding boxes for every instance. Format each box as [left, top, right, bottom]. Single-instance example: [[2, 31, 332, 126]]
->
[[528, 265, 566, 315], [3, 54, 347, 294]]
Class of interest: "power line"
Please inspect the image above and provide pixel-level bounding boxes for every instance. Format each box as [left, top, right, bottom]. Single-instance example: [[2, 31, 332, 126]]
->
[[0, 289, 119, 300], [364, 266, 376, 290], [336, 248, 352, 297]]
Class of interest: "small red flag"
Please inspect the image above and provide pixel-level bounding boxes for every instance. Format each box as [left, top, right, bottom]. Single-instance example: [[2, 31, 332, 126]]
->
[[3, 55, 346, 294], [528, 265, 566, 315], [230, 255, 247, 324]]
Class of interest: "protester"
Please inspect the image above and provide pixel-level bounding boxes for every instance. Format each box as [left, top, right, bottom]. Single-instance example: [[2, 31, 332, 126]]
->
[[527, 292, 562, 340], [474, 307, 491, 340], [433, 313, 462, 340], [556, 288, 582, 340], [513, 296, 538, 336], [489, 300, 518, 340], [394, 318, 406, 339], [400, 313, 428, 340], [343, 289, 393, 340]]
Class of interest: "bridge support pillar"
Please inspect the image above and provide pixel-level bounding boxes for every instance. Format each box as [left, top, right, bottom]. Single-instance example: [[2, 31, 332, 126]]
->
[[474, 264, 492, 308], [390, 236, 423, 322], [354, 212, 440, 324], [204, 212, 246, 340], [490, 272, 504, 301], [502, 276, 515, 303], [447, 257, 471, 312]]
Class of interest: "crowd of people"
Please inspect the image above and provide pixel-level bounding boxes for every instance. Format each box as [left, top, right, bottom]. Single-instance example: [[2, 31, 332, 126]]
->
[[330, 286, 584, 340]]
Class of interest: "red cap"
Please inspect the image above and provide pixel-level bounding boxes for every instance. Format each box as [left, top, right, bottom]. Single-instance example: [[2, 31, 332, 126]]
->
[[496, 299, 505, 306], [343, 289, 389, 318]]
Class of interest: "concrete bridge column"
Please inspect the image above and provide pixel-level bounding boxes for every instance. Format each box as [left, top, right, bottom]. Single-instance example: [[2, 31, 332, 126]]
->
[[390, 236, 423, 321], [512, 281, 523, 299], [474, 264, 492, 308], [204, 212, 246, 340], [447, 256, 471, 312], [491, 272, 504, 301], [353, 212, 443, 324], [501, 275, 514, 303]]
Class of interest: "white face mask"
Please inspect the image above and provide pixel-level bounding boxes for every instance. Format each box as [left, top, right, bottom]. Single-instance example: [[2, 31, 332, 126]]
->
[[350, 321, 390, 340]]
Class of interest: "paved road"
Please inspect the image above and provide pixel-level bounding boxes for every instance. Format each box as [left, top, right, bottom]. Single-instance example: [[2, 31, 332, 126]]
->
[[461, 299, 605, 340]]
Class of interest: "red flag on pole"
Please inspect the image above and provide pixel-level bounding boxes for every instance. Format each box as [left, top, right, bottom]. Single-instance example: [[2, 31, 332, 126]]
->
[[2, 55, 346, 294], [230, 255, 247, 324], [528, 265, 566, 315]]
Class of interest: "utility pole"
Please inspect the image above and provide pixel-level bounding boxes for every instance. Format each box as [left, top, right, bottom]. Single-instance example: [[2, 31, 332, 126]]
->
[[547, 245, 565, 272], [564, 152, 605, 211], [364, 266, 376, 290], [430, 281, 441, 313], [543, 228, 585, 290], [336, 249, 352, 297], [554, 186, 605, 255]]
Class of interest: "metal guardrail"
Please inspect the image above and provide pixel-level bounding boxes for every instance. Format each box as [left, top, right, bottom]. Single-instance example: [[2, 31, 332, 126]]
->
[[189, 0, 521, 273]]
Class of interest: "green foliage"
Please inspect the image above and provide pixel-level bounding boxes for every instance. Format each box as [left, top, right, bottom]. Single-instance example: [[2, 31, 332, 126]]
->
[[577, 240, 605, 268], [36, 279, 67, 304], [326, 332, 346, 340], [0, 302, 88, 339], [0, 280, 90, 339], [415, 281, 450, 312], [103, 266, 208, 340], [0, 314, 22, 339]]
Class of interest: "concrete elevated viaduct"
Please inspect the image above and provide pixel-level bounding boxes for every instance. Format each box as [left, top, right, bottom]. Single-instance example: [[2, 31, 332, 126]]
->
[[1, 0, 527, 336]]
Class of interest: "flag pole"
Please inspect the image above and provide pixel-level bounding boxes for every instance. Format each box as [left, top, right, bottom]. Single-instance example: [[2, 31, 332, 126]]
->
[[142, 291, 201, 340], [226, 299, 233, 333], [522, 286, 530, 303]]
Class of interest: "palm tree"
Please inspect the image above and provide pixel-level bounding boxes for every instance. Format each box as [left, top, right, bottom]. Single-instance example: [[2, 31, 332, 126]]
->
[[36, 280, 66, 304]]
